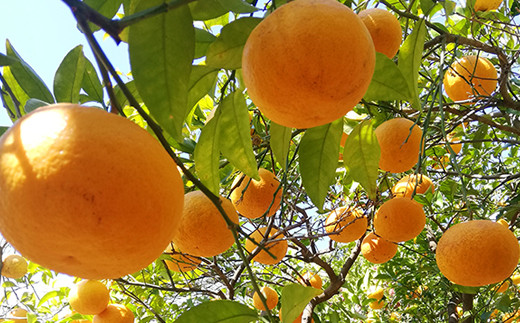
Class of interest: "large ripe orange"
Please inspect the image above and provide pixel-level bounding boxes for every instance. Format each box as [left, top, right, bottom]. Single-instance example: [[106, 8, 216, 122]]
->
[[358, 8, 402, 59], [172, 191, 238, 258], [374, 118, 423, 173], [391, 174, 434, 198], [164, 243, 201, 273], [92, 304, 134, 323], [324, 206, 367, 243], [230, 168, 282, 219], [443, 55, 498, 102], [242, 0, 375, 129], [252, 285, 279, 311], [68, 280, 110, 315], [245, 226, 288, 265], [374, 197, 426, 242], [436, 220, 520, 287], [0, 104, 184, 279], [361, 232, 397, 264]]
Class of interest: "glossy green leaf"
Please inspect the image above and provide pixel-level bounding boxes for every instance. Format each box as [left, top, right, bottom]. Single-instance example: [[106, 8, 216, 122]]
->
[[280, 284, 322, 323], [343, 120, 381, 200], [6, 40, 54, 104], [195, 28, 217, 59], [129, 0, 194, 141], [24, 98, 50, 113], [175, 300, 258, 323], [398, 19, 426, 110], [194, 110, 222, 194], [54, 45, 86, 103], [206, 17, 261, 69], [189, 0, 257, 20], [81, 57, 104, 104], [1, 65, 30, 118], [84, 0, 123, 32], [0, 126, 9, 136], [270, 122, 292, 169], [113, 80, 141, 108], [218, 91, 259, 180], [37, 290, 59, 308], [187, 65, 219, 113], [364, 52, 412, 102], [0, 52, 18, 66], [299, 119, 343, 210]]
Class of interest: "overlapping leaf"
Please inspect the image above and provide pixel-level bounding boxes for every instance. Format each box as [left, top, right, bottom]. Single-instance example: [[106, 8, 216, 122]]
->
[[54, 45, 86, 103]]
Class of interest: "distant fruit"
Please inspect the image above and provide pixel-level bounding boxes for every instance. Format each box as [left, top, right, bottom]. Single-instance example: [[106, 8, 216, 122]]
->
[[495, 280, 510, 293], [68, 280, 110, 315], [164, 243, 201, 273], [8, 308, 28, 323], [375, 118, 423, 173], [298, 272, 323, 289], [443, 55, 498, 102], [497, 219, 509, 228], [339, 132, 349, 161], [252, 286, 279, 311], [374, 198, 426, 242], [1, 254, 28, 279], [230, 168, 282, 219], [172, 191, 238, 258], [358, 8, 402, 58], [369, 299, 385, 310], [361, 232, 398, 264], [93, 304, 134, 323], [279, 308, 314, 323], [367, 288, 385, 301], [474, 0, 503, 11], [436, 220, 520, 286], [0, 104, 184, 279], [245, 227, 288, 265], [242, 0, 375, 129], [324, 206, 367, 243], [391, 174, 434, 198]]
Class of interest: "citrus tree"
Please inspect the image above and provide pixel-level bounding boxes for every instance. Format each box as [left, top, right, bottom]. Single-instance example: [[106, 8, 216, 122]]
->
[[0, 0, 520, 322]]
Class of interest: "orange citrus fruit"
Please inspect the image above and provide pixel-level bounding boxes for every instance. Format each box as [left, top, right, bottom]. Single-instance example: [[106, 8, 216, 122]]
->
[[230, 168, 282, 219], [367, 288, 385, 301], [474, 0, 503, 11], [245, 227, 288, 265], [369, 299, 385, 310], [164, 243, 201, 273], [8, 308, 28, 322], [498, 219, 509, 228], [391, 174, 434, 198], [242, 0, 375, 129], [495, 280, 510, 293], [92, 304, 134, 323], [172, 191, 238, 258], [298, 272, 323, 289], [436, 220, 520, 286], [374, 197, 426, 242], [447, 131, 462, 155], [1, 254, 28, 279], [374, 118, 423, 173], [252, 285, 279, 311], [324, 206, 367, 243], [361, 232, 398, 264], [443, 55, 498, 102], [279, 308, 314, 323], [68, 280, 110, 315], [339, 132, 349, 161], [0, 104, 184, 279], [358, 8, 402, 58]]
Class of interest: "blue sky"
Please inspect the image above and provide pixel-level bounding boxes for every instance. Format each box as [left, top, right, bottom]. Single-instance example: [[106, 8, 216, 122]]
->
[[0, 0, 130, 126]]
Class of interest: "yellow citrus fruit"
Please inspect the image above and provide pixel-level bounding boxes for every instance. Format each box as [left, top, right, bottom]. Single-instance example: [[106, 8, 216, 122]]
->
[[369, 299, 385, 310], [375, 118, 423, 173], [358, 8, 402, 58], [230, 168, 282, 219], [252, 285, 279, 311], [436, 220, 520, 287], [172, 191, 238, 257], [245, 227, 288, 265], [92, 304, 134, 323], [512, 274, 520, 285], [164, 243, 201, 273], [324, 206, 367, 243], [374, 197, 426, 243], [68, 280, 110, 315], [1, 254, 28, 279], [8, 308, 28, 322], [391, 174, 434, 198], [498, 219, 509, 228], [474, 0, 503, 11], [298, 272, 323, 289], [367, 288, 385, 301], [443, 55, 498, 102], [0, 104, 184, 279], [242, 0, 375, 129], [361, 232, 398, 264]]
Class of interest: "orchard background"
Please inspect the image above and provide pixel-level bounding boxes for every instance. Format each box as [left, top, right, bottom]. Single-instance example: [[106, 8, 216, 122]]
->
[[1, 0, 520, 322]]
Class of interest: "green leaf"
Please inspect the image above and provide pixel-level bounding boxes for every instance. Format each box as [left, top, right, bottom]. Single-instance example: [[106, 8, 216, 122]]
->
[[218, 91, 259, 180], [113, 80, 141, 108], [194, 111, 222, 194], [189, 0, 257, 20], [0, 52, 18, 66], [54, 45, 86, 103], [37, 290, 59, 308], [195, 28, 217, 59], [280, 284, 322, 323], [270, 122, 292, 169], [398, 19, 426, 110], [187, 65, 219, 113], [6, 40, 54, 103], [364, 52, 412, 102], [1, 65, 30, 118], [81, 57, 104, 104], [206, 17, 261, 69], [84, 0, 123, 32], [24, 98, 50, 113], [129, 0, 195, 141], [299, 119, 343, 210], [343, 120, 380, 200], [0, 127, 9, 136], [175, 300, 258, 323]]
